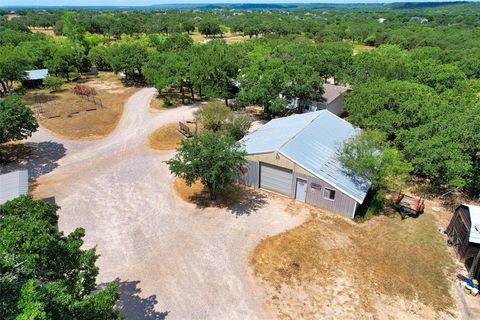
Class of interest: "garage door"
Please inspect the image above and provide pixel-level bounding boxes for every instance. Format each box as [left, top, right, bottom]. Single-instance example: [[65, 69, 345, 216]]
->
[[260, 163, 293, 196]]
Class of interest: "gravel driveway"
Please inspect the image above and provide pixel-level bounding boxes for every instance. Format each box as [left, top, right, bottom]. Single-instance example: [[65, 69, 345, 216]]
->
[[13, 88, 308, 319]]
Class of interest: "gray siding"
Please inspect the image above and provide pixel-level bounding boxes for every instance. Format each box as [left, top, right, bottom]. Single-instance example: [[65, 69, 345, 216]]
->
[[326, 96, 346, 117], [293, 172, 357, 219], [237, 160, 259, 187], [238, 160, 358, 218]]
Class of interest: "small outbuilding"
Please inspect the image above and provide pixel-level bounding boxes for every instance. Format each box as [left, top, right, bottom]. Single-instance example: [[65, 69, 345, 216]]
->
[[0, 170, 29, 205], [238, 110, 370, 219], [23, 69, 49, 89], [447, 205, 480, 272]]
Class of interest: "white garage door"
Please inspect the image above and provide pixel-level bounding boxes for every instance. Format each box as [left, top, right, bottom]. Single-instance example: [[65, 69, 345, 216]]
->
[[260, 163, 293, 196]]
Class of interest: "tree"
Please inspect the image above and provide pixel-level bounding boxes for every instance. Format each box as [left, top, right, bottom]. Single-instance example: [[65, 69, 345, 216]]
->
[[198, 21, 222, 37], [0, 95, 38, 161], [43, 76, 63, 93], [236, 57, 289, 115], [0, 195, 122, 319], [182, 20, 195, 34], [62, 11, 86, 44], [45, 45, 85, 81], [88, 46, 111, 71], [108, 41, 147, 81], [194, 102, 231, 131], [339, 130, 412, 191], [166, 132, 247, 200], [0, 45, 31, 95], [344, 80, 437, 142]]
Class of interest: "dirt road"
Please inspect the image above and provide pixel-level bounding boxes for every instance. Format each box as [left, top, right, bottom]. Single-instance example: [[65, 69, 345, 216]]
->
[[18, 88, 308, 319]]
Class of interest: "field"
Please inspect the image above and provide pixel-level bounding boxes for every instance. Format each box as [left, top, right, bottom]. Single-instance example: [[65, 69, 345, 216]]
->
[[352, 43, 375, 55], [251, 202, 457, 319], [29, 27, 62, 38], [24, 73, 139, 140], [190, 31, 252, 43]]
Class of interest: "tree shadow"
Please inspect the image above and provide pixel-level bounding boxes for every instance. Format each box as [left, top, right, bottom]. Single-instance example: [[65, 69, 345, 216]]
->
[[99, 279, 169, 320], [0, 141, 66, 180], [228, 187, 268, 217], [187, 184, 268, 217], [23, 92, 60, 104]]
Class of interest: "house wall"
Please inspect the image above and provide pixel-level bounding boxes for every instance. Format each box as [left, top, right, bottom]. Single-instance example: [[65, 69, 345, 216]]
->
[[326, 96, 346, 117], [238, 154, 358, 218], [246, 152, 312, 176]]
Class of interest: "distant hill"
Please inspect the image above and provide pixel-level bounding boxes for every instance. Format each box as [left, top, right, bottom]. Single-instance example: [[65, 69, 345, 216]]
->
[[0, 1, 475, 11]]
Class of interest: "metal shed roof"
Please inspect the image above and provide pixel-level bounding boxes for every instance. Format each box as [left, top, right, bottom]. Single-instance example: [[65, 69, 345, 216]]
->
[[25, 69, 49, 81], [241, 111, 370, 203], [0, 170, 28, 205], [466, 205, 480, 244]]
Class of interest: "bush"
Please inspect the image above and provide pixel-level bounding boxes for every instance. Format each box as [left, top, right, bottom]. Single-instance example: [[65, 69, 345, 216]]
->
[[194, 102, 231, 131], [163, 96, 173, 107], [43, 76, 63, 92], [222, 112, 254, 140]]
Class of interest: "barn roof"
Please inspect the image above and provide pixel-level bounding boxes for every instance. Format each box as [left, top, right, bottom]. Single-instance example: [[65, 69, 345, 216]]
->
[[25, 69, 49, 81], [466, 204, 480, 244], [0, 170, 28, 205], [240, 110, 370, 203]]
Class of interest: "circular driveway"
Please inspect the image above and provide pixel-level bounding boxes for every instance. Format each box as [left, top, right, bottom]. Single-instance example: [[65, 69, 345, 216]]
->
[[22, 88, 308, 319]]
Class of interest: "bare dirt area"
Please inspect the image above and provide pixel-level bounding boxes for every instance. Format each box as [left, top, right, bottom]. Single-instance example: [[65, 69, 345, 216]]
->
[[29, 27, 61, 37], [10, 87, 310, 319], [190, 31, 252, 43], [251, 206, 460, 319], [24, 73, 139, 140]]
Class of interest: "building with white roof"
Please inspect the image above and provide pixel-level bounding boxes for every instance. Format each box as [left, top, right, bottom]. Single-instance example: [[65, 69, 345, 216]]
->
[[238, 110, 370, 218]]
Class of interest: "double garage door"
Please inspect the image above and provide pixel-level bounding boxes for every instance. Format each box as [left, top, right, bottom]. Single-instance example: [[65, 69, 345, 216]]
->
[[259, 163, 293, 196]]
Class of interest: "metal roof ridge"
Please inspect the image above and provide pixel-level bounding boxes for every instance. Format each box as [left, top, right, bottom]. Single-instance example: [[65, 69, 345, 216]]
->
[[277, 111, 325, 152]]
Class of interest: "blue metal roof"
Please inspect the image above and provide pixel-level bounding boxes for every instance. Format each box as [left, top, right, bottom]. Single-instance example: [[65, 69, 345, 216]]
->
[[25, 69, 48, 81], [241, 111, 370, 203]]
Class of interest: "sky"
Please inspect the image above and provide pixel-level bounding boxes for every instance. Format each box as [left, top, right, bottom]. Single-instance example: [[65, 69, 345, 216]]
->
[[1, 0, 474, 6]]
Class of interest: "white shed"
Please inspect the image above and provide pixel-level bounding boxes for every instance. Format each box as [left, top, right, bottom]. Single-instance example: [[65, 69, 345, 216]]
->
[[0, 170, 29, 205]]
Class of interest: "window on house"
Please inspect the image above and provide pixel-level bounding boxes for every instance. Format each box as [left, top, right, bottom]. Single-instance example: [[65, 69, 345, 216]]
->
[[324, 188, 336, 200], [311, 183, 322, 191]]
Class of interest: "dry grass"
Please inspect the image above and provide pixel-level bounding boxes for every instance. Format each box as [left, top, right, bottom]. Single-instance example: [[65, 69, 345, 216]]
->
[[24, 73, 139, 140], [251, 207, 456, 318], [148, 123, 187, 151]]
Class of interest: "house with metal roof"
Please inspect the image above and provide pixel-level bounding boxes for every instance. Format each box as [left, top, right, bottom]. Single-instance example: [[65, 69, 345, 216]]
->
[[238, 110, 370, 218], [0, 170, 29, 205]]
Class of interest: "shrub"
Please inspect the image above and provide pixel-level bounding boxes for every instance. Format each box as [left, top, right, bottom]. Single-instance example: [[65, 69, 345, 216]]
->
[[43, 76, 64, 92], [163, 96, 173, 107]]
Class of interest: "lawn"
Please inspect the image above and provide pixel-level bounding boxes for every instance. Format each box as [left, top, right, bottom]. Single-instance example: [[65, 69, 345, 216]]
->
[[24, 73, 140, 140], [251, 207, 456, 319]]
